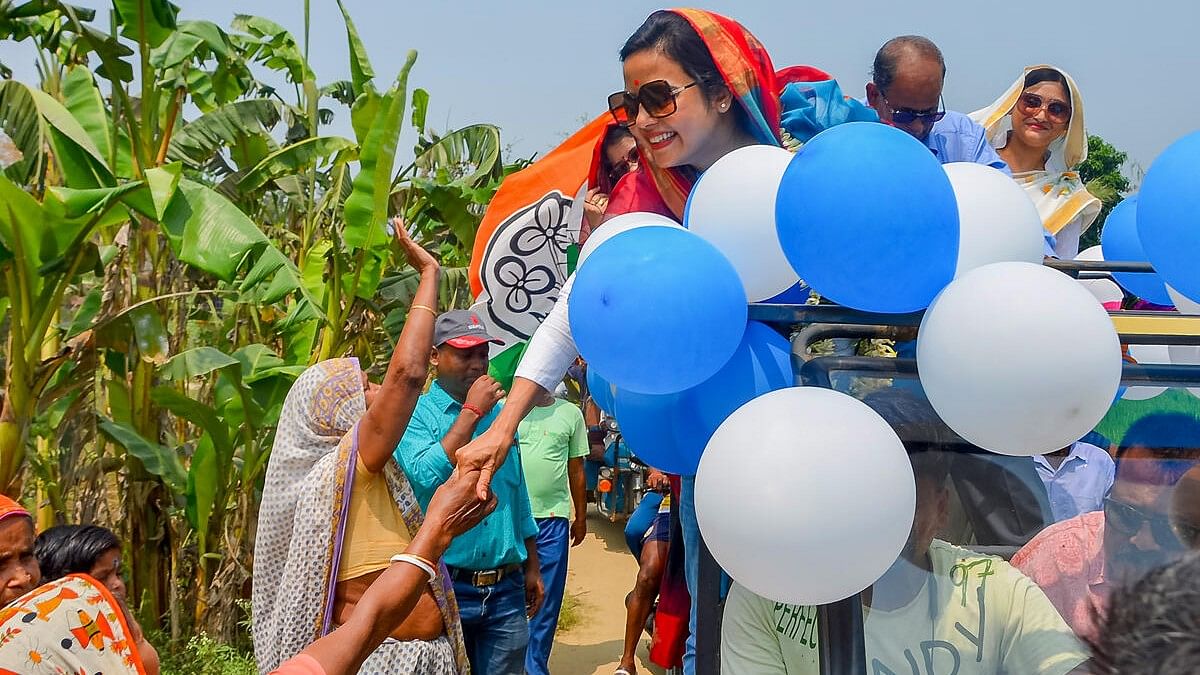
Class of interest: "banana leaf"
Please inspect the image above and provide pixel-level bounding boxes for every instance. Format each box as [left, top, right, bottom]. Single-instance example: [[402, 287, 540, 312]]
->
[[342, 50, 417, 251], [335, 0, 375, 98], [237, 135, 356, 193]]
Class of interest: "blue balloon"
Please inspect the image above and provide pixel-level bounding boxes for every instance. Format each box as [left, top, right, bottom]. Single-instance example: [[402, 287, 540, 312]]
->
[[775, 122, 959, 313], [680, 321, 795, 455], [569, 226, 748, 394], [586, 367, 616, 415], [609, 322, 795, 476], [611, 388, 693, 475], [1101, 196, 1172, 305], [1138, 131, 1200, 302]]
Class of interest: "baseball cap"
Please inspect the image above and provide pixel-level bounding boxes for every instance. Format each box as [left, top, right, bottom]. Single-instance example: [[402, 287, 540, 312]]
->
[[434, 310, 505, 349]]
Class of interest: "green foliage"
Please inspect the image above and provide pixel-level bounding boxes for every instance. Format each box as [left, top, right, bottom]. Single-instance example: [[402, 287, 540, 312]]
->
[[1078, 133, 1134, 250], [156, 634, 257, 675], [0, 0, 527, 647]]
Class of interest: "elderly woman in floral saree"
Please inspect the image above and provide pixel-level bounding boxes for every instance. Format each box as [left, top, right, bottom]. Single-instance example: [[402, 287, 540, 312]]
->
[[253, 222, 469, 674]]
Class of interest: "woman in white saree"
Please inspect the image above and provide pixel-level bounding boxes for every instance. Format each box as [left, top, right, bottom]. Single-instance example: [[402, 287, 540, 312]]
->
[[253, 223, 470, 674], [971, 66, 1101, 259]]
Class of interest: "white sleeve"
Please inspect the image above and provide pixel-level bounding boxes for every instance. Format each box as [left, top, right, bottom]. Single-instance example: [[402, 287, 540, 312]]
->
[[1052, 217, 1083, 260], [513, 274, 579, 392]]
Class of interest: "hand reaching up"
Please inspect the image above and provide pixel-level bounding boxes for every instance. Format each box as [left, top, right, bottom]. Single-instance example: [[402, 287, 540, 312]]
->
[[392, 217, 439, 275]]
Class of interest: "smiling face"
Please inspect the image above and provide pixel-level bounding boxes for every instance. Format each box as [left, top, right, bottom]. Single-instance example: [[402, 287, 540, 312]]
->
[[1010, 80, 1071, 152], [621, 48, 734, 171]]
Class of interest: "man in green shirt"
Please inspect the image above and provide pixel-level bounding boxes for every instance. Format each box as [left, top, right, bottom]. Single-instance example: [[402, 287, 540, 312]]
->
[[519, 388, 589, 675]]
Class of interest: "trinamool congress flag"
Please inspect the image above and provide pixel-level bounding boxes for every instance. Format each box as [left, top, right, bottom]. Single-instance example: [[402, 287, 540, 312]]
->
[[469, 114, 611, 387]]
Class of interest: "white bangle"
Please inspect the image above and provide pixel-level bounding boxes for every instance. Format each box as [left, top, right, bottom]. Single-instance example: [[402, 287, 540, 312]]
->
[[390, 553, 436, 581]]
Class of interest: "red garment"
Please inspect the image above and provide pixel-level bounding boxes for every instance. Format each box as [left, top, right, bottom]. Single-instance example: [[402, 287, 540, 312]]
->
[[649, 476, 689, 669], [0, 494, 28, 524]]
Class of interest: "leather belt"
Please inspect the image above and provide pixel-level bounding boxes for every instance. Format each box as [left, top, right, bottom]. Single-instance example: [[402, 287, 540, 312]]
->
[[447, 563, 522, 587]]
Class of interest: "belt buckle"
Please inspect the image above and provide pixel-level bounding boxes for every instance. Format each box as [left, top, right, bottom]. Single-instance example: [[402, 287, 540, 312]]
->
[[473, 570, 499, 586]]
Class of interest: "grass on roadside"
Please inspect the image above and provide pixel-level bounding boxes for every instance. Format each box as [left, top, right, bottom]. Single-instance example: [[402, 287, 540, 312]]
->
[[558, 590, 587, 632]]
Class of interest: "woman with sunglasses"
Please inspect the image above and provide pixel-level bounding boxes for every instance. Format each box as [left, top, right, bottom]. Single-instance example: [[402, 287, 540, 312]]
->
[[581, 125, 639, 243], [457, 10, 795, 674], [970, 66, 1101, 258]]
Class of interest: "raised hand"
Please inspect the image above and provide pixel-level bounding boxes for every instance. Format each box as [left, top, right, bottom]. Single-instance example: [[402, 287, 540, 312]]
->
[[392, 216, 439, 274]]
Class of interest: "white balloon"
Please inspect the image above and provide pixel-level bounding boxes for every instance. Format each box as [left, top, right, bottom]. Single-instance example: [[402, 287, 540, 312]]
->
[[944, 162, 1045, 277], [695, 387, 915, 605], [685, 145, 799, 301], [1124, 344, 1170, 400], [918, 262, 1122, 456], [1169, 284, 1200, 314], [1075, 246, 1126, 307], [577, 211, 682, 267]]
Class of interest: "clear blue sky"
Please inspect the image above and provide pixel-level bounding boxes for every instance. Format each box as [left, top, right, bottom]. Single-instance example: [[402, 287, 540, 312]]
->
[[3, 1, 1196, 174]]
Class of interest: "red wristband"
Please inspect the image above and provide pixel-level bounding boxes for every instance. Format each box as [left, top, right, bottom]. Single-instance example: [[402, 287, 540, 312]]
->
[[462, 403, 484, 418]]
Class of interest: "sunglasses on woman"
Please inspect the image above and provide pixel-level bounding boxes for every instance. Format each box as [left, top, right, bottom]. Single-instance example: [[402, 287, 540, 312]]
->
[[1018, 93, 1071, 124], [607, 147, 639, 185], [1104, 497, 1185, 548], [608, 80, 698, 127]]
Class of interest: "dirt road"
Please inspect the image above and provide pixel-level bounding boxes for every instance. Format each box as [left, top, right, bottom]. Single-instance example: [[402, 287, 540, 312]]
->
[[549, 506, 666, 675]]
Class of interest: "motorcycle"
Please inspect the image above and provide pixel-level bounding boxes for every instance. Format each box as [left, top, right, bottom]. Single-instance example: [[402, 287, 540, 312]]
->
[[589, 417, 652, 522]]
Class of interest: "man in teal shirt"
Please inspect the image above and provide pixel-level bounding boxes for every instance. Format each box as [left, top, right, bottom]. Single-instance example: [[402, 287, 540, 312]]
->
[[394, 310, 542, 675]]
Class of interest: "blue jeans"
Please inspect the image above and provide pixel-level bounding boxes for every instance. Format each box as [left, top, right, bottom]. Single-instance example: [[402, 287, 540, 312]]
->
[[525, 518, 569, 675], [680, 476, 700, 675], [624, 492, 664, 559], [453, 570, 529, 675]]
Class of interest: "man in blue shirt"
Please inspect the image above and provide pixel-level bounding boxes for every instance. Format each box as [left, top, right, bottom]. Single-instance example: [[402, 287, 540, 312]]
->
[[865, 35, 1010, 174], [1035, 440, 1116, 522], [394, 309, 542, 675]]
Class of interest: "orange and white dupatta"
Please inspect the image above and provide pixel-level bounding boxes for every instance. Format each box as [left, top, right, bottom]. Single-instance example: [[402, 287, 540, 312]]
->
[[0, 574, 145, 674]]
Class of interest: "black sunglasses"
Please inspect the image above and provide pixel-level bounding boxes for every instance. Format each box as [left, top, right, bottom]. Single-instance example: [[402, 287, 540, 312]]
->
[[608, 80, 698, 127], [880, 92, 947, 126], [1104, 497, 1184, 548], [606, 146, 639, 185]]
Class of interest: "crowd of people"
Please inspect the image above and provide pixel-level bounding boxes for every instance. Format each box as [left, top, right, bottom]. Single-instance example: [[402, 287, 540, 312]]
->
[[1, 6, 1198, 675]]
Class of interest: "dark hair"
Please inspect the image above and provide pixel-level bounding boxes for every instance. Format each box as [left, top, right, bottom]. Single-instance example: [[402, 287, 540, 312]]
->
[[871, 35, 945, 93], [1090, 552, 1200, 674], [1117, 413, 1200, 458], [1023, 67, 1070, 99], [1115, 413, 1200, 483], [34, 524, 120, 582], [597, 125, 635, 193], [601, 125, 633, 156], [861, 388, 952, 484], [620, 11, 725, 102]]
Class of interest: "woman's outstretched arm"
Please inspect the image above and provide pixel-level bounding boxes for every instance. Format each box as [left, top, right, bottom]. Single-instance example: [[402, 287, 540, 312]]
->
[[279, 470, 497, 675], [455, 273, 580, 497], [358, 219, 441, 473]]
